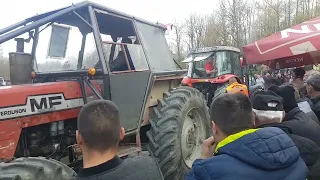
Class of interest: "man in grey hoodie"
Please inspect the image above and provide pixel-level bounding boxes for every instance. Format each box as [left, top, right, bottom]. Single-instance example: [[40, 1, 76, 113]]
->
[[73, 100, 163, 180]]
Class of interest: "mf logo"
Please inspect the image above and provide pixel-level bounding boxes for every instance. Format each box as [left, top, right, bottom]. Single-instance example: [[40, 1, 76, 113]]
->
[[29, 94, 63, 112]]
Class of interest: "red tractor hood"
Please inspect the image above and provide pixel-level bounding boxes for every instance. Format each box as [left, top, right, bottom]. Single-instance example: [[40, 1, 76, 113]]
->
[[182, 74, 237, 86]]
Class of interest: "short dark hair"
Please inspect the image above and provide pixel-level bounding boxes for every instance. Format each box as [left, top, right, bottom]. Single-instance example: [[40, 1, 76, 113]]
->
[[77, 100, 121, 152], [264, 77, 281, 90], [293, 68, 306, 78], [210, 93, 254, 135], [307, 74, 320, 91]]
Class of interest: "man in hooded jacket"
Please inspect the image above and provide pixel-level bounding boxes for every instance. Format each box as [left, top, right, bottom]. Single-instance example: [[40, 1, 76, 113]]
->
[[269, 85, 320, 146], [186, 93, 308, 180], [252, 90, 320, 170]]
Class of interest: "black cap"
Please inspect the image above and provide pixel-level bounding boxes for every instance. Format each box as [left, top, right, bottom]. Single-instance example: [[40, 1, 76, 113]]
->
[[269, 85, 298, 113], [293, 68, 305, 78], [252, 90, 284, 111]]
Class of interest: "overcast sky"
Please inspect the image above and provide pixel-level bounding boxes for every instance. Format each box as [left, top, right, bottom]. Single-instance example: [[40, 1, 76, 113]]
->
[[0, 0, 217, 67], [0, 0, 215, 27]]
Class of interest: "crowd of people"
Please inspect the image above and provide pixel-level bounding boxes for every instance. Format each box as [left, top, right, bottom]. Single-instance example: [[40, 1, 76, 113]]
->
[[186, 67, 320, 179], [70, 67, 320, 180]]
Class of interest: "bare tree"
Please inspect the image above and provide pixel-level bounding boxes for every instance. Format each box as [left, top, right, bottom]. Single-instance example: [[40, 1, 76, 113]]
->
[[171, 19, 186, 61], [185, 13, 207, 50], [167, 0, 320, 56]]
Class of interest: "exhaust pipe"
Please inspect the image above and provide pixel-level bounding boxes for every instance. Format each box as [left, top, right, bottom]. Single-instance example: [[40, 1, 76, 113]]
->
[[9, 38, 32, 85]]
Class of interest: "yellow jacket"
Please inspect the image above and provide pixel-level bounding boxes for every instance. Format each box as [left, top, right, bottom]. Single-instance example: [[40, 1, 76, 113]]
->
[[226, 82, 249, 96]]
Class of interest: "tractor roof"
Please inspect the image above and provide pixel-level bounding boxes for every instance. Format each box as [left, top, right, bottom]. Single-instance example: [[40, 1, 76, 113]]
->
[[0, 0, 167, 44], [189, 46, 240, 55], [182, 46, 241, 63]]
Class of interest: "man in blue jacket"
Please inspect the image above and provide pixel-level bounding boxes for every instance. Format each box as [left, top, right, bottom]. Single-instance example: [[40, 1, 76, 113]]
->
[[186, 93, 308, 180]]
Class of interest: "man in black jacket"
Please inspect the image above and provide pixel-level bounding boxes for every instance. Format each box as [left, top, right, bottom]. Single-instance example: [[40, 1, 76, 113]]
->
[[264, 76, 319, 124], [307, 74, 320, 121], [294, 88, 319, 124], [252, 90, 320, 169], [269, 85, 320, 146], [73, 100, 164, 180]]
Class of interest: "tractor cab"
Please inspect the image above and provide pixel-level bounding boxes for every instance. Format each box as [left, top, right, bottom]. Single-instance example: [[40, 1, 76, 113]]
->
[[181, 46, 242, 105], [182, 46, 242, 84]]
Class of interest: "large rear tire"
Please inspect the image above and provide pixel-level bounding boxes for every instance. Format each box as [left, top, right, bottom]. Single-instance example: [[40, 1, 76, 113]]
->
[[147, 86, 211, 180], [211, 84, 228, 103], [0, 157, 76, 180]]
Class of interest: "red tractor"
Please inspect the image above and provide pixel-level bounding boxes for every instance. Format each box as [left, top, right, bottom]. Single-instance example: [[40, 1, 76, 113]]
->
[[0, 2, 213, 180], [181, 46, 244, 105]]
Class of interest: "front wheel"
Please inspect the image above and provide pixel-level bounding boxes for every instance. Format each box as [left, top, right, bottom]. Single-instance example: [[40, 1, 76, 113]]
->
[[147, 86, 211, 180]]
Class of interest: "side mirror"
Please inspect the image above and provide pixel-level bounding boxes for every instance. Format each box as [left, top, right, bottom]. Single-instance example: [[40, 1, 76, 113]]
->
[[47, 24, 71, 59]]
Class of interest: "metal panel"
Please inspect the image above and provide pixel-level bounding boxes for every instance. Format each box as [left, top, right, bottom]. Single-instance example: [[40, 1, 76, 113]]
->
[[109, 71, 150, 131], [134, 21, 177, 72], [47, 24, 70, 59], [9, 53, 33, 85]]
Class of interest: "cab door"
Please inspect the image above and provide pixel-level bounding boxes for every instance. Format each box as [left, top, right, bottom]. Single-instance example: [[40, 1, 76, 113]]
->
[[103, 41, 150, 132]]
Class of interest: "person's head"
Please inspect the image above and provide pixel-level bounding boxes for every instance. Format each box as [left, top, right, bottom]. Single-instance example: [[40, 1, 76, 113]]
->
[[207, 56, 214, 64], [277, 73, 281, 78], [269, 85, 298, 113], [293, 68, 306, 80], [228, 77, 238, 84], [254, 74, 260, 79], [76, 100, 125, 154], [306, 74, 320, 98], [304, 70, 320, 82], [264, 77, 281, 90], [210, 93, 254, 143], [252, 90, 285, 127]]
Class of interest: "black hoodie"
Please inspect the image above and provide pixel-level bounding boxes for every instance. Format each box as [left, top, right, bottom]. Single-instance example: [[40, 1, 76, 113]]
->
[[282, 107, 320, 146]]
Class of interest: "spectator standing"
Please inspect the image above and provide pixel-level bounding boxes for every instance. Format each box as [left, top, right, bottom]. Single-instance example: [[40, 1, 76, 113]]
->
[[186, 93, 308, 180], [254, 74, 265, 85], [225, 77, 249, 96], [73, 100, 163, 180], [307, 74, 320, 121], [265, 75, 318, 123], [252, 90, 320, 169], [269, 85, 320, 146], [263, 77, 281, 90], [293, 86, 319, 124], [291, 68, 306, 98]]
